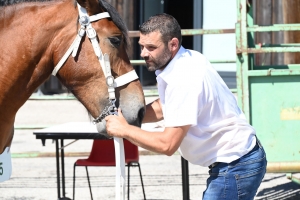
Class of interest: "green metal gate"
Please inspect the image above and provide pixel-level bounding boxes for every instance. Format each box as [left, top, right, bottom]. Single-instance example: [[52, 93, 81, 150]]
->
[[236, 0, 300, 184]]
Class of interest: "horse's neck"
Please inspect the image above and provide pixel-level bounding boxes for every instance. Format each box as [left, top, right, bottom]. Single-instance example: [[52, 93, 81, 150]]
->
[[0, 1, 77, 103], [0, 1, 78, 148]]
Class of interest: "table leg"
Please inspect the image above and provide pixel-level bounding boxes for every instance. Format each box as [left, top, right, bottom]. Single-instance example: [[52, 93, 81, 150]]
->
[[61, 139, 66, 197], [55, 139, 61, 199], [181, 157, 190, 200], [60, 139, 72, 200]]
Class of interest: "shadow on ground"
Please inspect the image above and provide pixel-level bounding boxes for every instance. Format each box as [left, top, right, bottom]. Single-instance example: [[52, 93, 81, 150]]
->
[[256, 174, 300, 200]]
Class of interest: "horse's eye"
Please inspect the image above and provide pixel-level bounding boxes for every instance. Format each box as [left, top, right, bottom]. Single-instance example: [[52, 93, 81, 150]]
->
[[109, 37, 121, 47]]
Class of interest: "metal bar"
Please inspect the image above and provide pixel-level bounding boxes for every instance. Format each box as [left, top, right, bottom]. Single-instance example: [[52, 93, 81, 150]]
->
[[267, 162, 300, 173], [129, 25, 300, 38], [128, 31, 139, 37], [181, 157, 190, 200], [237, 47, 300, 54], [143, 90, 158, 97], [129, 29, 235, 38], [210, 60, 236, 63], [237, 0, 250, 120], [286, 173, 300, 185], [130, 24, 300, 38], [131, 60, 236, 66], [193, 0, 203, 53], [55, 139, 61, 199], [181, 29, 235, 35], [258, 43, 300, 47], [247, 69, 300, 76], [130, 60, 145, 66], [253, 64, 300, 70], [235, 19, 243, 111], [247, 24, 300, 33], [230, 88, 237, 93], [61, 139, 66, 197]]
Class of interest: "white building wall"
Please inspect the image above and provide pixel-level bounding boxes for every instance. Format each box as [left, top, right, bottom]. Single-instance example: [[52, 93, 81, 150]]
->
[[202, 0, 237, 72]]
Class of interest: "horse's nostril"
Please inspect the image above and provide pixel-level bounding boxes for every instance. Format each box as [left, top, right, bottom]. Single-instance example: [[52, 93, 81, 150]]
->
[[138, 107, 145, 125]]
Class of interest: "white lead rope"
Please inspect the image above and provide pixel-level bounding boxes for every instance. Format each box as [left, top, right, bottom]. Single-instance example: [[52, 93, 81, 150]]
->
[[113, 137, 126, 200], [51, 4, 131, 200]]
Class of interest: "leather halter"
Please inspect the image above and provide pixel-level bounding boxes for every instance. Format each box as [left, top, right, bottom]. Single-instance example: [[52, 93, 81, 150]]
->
[[52, 3, 139, 122], [52, 4, 134, 200]]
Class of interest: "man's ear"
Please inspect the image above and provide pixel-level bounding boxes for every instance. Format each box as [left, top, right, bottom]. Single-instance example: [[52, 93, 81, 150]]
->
[[169, 38, 179, 52]]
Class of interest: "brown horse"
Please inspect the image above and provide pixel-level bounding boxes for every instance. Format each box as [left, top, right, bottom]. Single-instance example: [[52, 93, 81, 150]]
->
[[0, 0, 145, 181]]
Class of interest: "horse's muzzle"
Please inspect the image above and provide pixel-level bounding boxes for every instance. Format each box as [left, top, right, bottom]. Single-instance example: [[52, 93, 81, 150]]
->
[[95, 106, 145, 137]]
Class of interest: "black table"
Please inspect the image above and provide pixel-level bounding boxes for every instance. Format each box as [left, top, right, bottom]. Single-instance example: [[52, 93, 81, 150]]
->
[[33, 122, 190, 200]]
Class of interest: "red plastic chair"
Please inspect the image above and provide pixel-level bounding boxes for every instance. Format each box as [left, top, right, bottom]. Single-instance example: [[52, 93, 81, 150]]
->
[[72, 139, 146, 200]]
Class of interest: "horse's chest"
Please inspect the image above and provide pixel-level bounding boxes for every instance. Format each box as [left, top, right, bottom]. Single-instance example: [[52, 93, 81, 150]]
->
[[0, 147, 12, 182]]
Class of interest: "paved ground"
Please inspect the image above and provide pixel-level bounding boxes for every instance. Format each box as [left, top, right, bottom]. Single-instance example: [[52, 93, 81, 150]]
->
[[1, 92, 300, 200]]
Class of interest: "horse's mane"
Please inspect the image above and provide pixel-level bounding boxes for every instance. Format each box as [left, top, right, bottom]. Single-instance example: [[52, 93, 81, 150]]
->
[[0, 0, 130, 48], [99, 0, 129, 49]]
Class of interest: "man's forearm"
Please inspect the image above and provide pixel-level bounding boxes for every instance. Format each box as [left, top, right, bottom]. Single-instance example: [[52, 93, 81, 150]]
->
[[142, 98, 164, 123]]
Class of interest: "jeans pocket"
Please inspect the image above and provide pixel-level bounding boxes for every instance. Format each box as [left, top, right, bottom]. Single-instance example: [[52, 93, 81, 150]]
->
[[235, 165, 266, 200]]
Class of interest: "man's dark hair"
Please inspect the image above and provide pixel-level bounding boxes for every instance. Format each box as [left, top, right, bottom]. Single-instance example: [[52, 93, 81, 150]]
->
[[139, 13, 182, 46]]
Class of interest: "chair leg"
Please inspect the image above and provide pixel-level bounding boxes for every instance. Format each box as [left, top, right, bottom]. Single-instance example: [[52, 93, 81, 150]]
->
[[85, 166, 93, 200], [137, 163, 146, 200], [128, 162, 146, 200], [73, 163, 76, 200]]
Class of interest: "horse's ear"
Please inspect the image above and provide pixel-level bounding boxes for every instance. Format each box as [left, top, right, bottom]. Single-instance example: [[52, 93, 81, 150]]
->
[[76, 0, 102, 15]]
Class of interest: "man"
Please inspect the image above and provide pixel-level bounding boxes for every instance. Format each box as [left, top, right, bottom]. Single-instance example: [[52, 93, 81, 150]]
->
[[105, 13, 267, 200]]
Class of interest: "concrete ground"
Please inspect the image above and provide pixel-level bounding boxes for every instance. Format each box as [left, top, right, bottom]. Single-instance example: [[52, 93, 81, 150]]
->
[[1, 92, 300, 200]]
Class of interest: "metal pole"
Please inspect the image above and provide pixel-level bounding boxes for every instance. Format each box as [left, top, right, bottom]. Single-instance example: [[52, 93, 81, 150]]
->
[[61, 139, 66, 197], [286, 173, 300, 185], [267, 162, 300, 173], [181, 157, 189, 200], [55, 139, 61, 199], [193, 0, 203, 52]]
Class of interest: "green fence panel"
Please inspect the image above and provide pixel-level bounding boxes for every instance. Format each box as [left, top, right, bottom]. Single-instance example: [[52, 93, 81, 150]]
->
[[250, 75, 300, 162]]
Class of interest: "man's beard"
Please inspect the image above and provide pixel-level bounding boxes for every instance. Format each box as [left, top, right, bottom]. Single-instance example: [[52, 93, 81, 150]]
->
[[146, 47, 172, 71]]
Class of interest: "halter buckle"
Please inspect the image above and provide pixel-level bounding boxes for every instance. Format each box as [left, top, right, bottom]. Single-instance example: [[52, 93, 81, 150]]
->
[[86, 27, 97, 39], [78, 27, 86, 37], [106, 76, 115, 87], [79, 16, 90, 26]]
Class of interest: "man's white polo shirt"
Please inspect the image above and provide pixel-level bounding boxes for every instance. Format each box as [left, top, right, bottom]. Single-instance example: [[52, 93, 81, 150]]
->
[[155, 46, 256, 167]]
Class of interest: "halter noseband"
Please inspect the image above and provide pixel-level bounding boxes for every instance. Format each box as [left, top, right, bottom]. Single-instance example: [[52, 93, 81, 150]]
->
[[52, 3, 139, 123]]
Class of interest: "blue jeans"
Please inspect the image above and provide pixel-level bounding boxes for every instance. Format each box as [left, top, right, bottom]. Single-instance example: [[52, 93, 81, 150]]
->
[[203, 139, 267, 200]]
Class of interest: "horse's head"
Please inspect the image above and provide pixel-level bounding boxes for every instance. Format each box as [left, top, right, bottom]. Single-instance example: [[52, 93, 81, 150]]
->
[[53, 0, 145, 136]]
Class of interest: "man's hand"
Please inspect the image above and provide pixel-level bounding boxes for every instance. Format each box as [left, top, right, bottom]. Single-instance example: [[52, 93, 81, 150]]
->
[[105, 108, 129, 138]]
